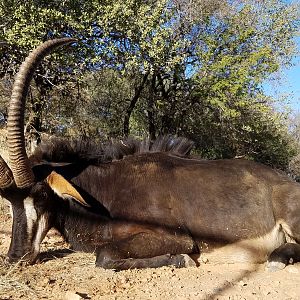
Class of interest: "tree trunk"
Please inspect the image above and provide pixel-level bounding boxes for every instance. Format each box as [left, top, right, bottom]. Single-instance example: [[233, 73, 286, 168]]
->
[[123, 72, 149, 136], [147, 74, 157, 140], [26, 76, 49, 152]]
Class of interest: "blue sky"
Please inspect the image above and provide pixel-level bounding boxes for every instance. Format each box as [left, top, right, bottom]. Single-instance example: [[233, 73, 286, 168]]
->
[[263, 37, 300, 113], [263, 55, 300, 113], [263, 0, 300, 113]]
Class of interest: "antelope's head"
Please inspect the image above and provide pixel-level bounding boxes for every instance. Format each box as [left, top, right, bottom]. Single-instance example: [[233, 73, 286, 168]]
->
[[0, 38, 84, 264]]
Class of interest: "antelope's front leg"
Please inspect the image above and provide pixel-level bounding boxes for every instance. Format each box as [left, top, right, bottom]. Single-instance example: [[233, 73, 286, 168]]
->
[[95, 232, 196, 270]]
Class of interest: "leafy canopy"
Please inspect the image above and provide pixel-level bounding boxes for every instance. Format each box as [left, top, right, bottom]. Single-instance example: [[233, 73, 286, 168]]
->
[[0, 0, 299, 171]]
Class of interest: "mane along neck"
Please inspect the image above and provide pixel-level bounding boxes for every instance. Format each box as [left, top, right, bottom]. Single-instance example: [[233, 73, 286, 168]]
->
[[31, 135, 194, 166]]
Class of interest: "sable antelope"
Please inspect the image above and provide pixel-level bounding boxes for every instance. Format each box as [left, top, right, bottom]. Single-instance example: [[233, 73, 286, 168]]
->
[[1, 38, 300, 271]]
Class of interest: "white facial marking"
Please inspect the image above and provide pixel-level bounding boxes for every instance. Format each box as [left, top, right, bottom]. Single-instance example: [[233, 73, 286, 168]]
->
[[23, 197, 38, 241], [8, 203, 13, 218], [32, 214, 49, 258]]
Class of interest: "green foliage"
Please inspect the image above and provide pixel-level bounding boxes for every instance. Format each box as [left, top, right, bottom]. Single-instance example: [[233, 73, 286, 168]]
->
[[194, 0, 298, 117], [0, 0, 299, 171], [184, 0, 299, 168]]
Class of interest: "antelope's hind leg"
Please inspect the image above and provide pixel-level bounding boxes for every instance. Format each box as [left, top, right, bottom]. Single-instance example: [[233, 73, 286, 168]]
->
[[266, 243, 300, 271], [95, 232, 197, 270]]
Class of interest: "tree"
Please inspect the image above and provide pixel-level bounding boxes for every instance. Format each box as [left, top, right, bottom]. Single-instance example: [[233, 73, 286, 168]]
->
[[0, 0, 185, 137], [0, 0, 299, 171]]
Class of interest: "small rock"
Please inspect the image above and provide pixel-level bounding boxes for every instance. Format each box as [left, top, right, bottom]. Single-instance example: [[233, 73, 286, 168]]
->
[[201, 256, 209, 263], [181, 254, 196, 267], [65, 291, 83, 300], [41, 278, 50, 287], [265, 261, 286, 272], [238, 280, 247, 287]]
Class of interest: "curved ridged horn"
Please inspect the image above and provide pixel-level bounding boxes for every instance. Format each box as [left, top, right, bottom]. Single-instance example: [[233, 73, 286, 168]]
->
[[7, 38, 77, 188]]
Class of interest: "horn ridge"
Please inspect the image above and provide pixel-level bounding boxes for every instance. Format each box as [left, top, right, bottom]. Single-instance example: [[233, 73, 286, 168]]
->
[[7, 38, 77, 188], [0, 156, 14, 189]]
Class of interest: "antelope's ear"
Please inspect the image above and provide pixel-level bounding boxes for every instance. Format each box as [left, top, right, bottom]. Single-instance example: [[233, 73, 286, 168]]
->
[[46, 171, 90, 207]]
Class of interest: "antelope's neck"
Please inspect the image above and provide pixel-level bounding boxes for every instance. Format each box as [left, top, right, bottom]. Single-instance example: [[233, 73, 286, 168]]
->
[[55, 207, 112, 253]]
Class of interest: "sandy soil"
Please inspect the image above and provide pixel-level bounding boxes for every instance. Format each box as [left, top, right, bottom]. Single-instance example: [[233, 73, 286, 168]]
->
[[1, 200, 300, 300]]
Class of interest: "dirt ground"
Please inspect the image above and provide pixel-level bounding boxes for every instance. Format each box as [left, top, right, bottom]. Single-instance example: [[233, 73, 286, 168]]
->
[[0, 200, 300, 300], [0, 134, 299, 300]]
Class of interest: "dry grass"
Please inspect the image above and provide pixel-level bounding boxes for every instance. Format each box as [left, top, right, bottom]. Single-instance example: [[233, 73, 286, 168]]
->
[[0, 260, 38, 299], [0, 250, 97, 300]]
